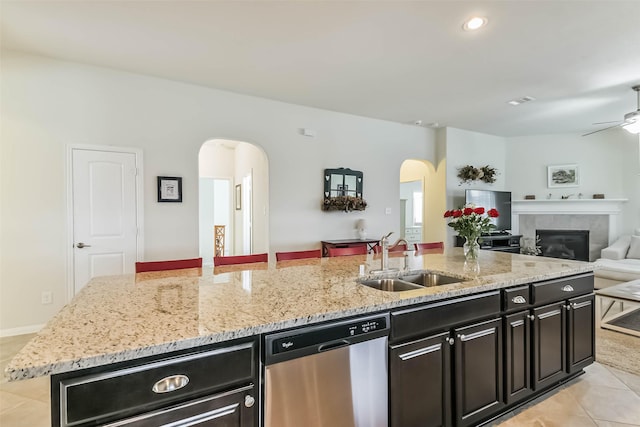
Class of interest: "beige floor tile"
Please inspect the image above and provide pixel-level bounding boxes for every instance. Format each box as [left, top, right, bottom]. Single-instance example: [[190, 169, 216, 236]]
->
[[594, 421, 640, 427], [495, 386, 596, 426], [496, 410, 598, 427], [605, 365, 640, 396], [567, 382, 640, 425], [0, 396, 50, 427], [0, 375, 50, 403], [578, 362, 632, 390], [0, 390, 26, 413]]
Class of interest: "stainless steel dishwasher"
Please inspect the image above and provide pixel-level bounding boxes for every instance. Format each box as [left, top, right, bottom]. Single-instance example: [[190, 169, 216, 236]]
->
[[264, 313, 389, 427]]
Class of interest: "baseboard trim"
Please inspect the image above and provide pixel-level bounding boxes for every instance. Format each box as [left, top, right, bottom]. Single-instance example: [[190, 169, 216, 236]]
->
[[0, 324, 44, 338]]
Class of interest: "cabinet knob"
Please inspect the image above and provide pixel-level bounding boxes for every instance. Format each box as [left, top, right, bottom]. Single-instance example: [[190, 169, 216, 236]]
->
[[561, 284, 574, 292], [527, 315, 535, 321], [244, 395, 255, 408], [512, 296, 527, 304], [565, 304, 572, 311], [447, 338, 455, 345]]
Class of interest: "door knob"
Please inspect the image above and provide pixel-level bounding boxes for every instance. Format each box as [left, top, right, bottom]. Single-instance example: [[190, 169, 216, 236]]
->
[[76, 242, 91, 249]]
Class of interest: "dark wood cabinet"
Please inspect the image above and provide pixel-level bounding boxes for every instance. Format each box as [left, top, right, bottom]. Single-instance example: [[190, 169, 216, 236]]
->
[[504, 311, 532, 405], [531, 294, 595, 391], [390, 332, 452, 427], [389, 293, 503, 427], [106, 385, 255, 426], [532, 301, 567, 390], [567, 294, 595, 373], [453, 318, 504, 427], [388, 273, 594, 427], [52, 339, 258, 427]]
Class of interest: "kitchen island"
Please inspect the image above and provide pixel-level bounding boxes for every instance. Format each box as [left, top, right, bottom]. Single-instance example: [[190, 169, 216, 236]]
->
[[5, 249, 595, 426]]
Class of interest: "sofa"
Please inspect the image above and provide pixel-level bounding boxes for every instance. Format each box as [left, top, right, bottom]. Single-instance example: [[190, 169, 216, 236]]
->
[[594, 229, 640, 289]]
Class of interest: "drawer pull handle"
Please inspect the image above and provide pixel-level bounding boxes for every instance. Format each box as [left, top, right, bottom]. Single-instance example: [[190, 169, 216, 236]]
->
[[561, 284, 574, 292], [512, 296, 527, 304], [399, 343, 442, 361], [152, 374, 189, 394]]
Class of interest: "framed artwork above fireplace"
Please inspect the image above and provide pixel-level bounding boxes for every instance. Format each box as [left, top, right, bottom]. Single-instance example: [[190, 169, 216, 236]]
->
[[547, 164, 579, 188]]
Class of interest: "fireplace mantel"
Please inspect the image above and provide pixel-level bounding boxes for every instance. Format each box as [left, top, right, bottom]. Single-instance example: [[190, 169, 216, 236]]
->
[[512, 199, 628, 244], [512, 199, 628, 214]]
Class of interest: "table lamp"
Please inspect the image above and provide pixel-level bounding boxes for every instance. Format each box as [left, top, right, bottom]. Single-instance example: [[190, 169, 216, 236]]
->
[[355, 219, 367, 240]]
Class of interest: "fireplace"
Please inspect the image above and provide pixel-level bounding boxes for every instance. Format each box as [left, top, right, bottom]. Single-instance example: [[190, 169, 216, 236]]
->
[[537, 229, 590, 262]]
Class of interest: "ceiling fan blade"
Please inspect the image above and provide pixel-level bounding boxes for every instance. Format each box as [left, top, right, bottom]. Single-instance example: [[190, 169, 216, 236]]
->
[[582, 122, 623, 137], [592, 120, 620, 125]]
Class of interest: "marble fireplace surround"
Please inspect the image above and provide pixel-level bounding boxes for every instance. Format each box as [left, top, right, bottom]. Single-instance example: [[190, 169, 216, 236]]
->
[[511, 199, 629, 262]]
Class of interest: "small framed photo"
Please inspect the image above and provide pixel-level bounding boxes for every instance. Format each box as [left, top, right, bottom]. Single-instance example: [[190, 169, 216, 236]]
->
[[157, 176, 182, 202], [235, 184, 242, 210], [547, 164, 579, 188]]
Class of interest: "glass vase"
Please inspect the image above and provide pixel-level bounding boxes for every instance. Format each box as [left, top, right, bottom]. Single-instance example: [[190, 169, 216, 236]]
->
[[463, 236, 480, 261]]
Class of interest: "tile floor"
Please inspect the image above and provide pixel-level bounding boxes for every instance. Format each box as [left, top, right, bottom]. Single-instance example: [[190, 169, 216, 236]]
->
[[1, 332, 639, 427]]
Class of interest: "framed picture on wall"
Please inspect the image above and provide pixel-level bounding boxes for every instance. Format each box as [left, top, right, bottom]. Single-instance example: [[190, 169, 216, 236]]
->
[[547, 164, 579, 188], [157, 176, 182, 202], [235, 184, 242, 210]]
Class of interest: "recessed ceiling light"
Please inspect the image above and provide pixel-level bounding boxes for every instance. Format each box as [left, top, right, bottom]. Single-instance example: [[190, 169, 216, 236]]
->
[[463, 16, 488, 31], [507, 96, 536, 106]]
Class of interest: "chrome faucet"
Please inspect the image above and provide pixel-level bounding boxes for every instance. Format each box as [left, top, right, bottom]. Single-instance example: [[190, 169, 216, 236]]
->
[[380, 232, 394, 271], [391, 238, 409, 250]]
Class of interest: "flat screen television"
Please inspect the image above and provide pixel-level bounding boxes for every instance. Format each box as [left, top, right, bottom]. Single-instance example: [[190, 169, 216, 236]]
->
[[464, 189, 512, 233]]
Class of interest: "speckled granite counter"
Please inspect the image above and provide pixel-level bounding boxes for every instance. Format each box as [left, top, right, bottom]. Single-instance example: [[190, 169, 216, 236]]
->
[[5, 249, 593, 381]]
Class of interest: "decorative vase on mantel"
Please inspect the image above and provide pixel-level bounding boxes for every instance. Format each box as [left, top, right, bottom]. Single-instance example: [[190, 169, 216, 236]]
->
[[463, 236, 481, 261]]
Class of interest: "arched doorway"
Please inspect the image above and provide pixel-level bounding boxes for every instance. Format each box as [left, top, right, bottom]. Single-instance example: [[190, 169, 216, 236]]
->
[[198, 139, 269, 265]]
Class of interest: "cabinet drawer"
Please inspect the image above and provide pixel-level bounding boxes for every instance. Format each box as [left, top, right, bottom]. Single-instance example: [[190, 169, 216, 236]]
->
[[103, 384, 255, 427], [503, 285, 531, 312], [532, 274, 593, 306], [59, 341, 256, 427], [391, 291, 500, 343]]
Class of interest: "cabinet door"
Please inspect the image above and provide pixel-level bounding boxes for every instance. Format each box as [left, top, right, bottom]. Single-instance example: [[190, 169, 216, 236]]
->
[[504, 311, 532, 405], [568, 294, 595, 373], [453, 318, 504, 427], [532, 302, 567, 390], [389, 332, 452, 427]]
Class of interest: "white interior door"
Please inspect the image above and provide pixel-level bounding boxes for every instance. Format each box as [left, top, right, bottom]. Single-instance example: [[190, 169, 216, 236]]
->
[[72, 148, 138, 293]]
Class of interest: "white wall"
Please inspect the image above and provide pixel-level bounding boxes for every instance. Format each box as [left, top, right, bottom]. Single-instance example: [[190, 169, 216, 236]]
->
[[443, 128, 508, 245], [505, 132, 640, 239], [0, 50, 435, 332]]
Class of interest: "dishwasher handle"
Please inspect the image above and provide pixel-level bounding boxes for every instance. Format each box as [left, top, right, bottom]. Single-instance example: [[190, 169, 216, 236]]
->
[[318, 340, 350, 352]]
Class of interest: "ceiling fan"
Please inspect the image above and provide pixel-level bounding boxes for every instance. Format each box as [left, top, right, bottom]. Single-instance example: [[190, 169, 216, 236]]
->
[[582, 85, 640, 136]]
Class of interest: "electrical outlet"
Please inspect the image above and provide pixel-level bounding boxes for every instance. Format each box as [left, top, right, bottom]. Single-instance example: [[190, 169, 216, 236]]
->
[[385, 207, 392, 215], [41, 291, 52, 305]]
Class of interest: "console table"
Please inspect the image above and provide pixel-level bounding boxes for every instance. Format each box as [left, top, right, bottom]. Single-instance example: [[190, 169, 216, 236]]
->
[[320, 239, 380, 257]]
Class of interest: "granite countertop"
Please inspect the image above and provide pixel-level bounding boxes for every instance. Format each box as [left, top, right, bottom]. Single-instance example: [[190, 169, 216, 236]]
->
[[5, 249, 594, 381]]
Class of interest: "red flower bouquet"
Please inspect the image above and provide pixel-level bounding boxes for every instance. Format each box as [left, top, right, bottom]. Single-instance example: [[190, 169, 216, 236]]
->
[[444, 205, 499, 260]]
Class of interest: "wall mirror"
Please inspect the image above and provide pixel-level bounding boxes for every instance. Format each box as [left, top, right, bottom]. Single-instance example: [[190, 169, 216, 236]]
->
[[324, 168, 363, 198]]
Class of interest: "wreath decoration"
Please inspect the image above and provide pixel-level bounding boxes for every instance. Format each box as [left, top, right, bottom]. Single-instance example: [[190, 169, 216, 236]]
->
[[457, 165, 497, 185], [322, 196, 367, 212]]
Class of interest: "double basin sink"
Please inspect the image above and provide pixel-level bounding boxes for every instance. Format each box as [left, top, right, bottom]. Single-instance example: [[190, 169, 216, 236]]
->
[[359, 272, 463, 292]]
